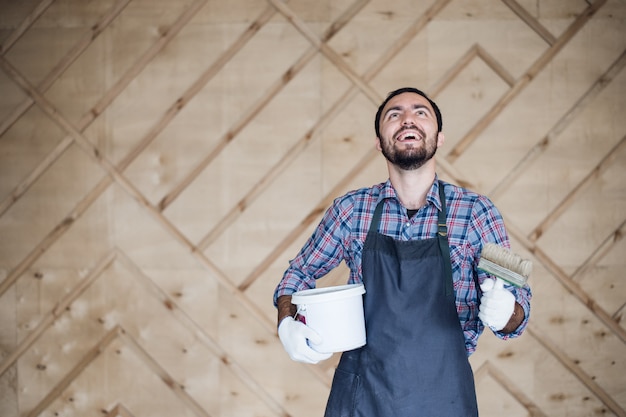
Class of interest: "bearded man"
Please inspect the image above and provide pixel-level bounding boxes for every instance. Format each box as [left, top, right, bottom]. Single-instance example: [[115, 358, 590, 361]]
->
[[273, 87, 532, 417]]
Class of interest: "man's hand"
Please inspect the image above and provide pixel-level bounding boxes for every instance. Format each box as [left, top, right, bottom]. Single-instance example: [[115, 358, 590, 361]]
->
[[479, 278, 516, 331], [278, 316, 332, 364]]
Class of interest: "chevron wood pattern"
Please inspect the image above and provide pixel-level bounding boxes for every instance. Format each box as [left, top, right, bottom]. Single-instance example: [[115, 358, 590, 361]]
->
[[0, 0, 624, 416]]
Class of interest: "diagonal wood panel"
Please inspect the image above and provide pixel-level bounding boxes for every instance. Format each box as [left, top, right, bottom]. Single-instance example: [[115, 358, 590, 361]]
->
[[5, 248, 292, 416], [28, 326, 210, 417], [446, 0, 609, 163], [0, 0, 625, 416]]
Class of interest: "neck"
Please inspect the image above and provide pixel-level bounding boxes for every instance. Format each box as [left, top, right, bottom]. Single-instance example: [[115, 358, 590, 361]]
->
[[388, 160, 436, 209]]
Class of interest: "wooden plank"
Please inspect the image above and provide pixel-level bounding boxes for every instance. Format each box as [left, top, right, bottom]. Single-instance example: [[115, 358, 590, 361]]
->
[[572, 219, 626, 285], [115, 249, 292, 417], [0, 0, 132, 137], [118, 329, 213, 417], [26, 324, 213, 417], [26, 326, 121, 417], [2, 39, 327, 398], [0, 137, 73, 217], [446, 0, 608, 163], [0, 251, 115, 377], [187, 1, 372, 249], [507, 221, 626, 344], [0, 0, 206, 220], [191, 0, 452, 254], [0, 174, 111, 298], [501, 0, 557, 45], [528, 324, 626, 417], [489, 49, 626, 200], [482, 361, 549, 417], [529, 136, 625, 241], [153, 5, 287, 211], [0, 0, 55, 55]]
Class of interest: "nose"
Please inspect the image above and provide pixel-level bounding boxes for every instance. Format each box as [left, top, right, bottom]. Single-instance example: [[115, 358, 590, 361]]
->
[[401, 112, 416, 126]]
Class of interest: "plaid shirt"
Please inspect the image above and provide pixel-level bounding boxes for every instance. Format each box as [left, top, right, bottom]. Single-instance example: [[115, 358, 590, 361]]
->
[[274, 177, 532, 354]]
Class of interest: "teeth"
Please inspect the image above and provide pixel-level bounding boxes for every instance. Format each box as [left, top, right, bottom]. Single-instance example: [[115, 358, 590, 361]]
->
[[398, 132, 418, 141]]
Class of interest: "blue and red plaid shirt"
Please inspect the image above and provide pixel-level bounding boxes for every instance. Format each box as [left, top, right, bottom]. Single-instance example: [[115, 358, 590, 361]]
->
[[274, 177, 532, 354]]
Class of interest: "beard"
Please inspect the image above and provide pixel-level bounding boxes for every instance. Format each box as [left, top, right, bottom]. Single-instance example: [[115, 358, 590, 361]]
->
[[380, 131, 438, 170]]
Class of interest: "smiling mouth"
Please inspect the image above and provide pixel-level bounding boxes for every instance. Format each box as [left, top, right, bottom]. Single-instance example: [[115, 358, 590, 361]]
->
[[395, 129, 423, 142]]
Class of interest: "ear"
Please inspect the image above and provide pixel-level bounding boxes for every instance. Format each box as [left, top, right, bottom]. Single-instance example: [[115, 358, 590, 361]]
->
[[375, 136, 382, 151], [436, 132, 445, 148]]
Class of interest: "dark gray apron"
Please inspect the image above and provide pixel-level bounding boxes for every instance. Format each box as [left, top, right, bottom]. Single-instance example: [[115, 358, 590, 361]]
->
[[324, 183, 478, 417]]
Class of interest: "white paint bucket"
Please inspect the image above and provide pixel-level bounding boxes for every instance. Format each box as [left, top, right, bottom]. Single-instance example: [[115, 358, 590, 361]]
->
[[291, 284, 366, 353]]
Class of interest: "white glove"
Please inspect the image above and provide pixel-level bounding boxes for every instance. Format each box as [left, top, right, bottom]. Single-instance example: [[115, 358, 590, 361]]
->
[[479, 278, 515, 331], [278, 317, 333, 364]]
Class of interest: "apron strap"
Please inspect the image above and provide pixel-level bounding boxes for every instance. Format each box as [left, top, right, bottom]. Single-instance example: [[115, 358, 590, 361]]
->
[[369, 198, 385, 234], [437, 182, 454, 297]]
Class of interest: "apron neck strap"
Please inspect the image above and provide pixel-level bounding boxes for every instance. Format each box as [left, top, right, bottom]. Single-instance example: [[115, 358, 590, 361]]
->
[[369, 198, 385, 233], [367, 181, 453, 296], [437, 182, 454, 297]]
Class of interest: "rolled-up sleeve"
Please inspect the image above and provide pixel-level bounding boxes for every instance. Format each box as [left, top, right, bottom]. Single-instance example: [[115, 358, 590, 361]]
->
[[273, 199, 348, 305], [474, 196, 532, 340]]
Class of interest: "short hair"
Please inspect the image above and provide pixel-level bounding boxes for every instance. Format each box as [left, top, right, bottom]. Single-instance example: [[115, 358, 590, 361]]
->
[[374, 87, 443, 137]]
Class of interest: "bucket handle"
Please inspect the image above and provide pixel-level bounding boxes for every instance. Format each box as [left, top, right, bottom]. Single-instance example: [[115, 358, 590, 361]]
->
[[294, 304, 306, 324]]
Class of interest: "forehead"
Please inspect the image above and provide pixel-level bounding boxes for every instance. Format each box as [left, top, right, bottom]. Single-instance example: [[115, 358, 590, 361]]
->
[[382, 92, 433, 114]]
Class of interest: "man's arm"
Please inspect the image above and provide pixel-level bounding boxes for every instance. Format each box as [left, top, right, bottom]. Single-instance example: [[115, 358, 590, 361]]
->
[[500, 301, 525, 334], [277, 295, 296, 325], [472, 195, 532, 337]]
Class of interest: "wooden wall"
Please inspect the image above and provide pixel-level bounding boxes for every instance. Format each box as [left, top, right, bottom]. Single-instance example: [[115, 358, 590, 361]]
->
[[0, 0, 624, 416]]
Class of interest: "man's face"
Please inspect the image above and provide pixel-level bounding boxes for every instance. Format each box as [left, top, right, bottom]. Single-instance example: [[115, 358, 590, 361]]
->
[[376, 92, 444, 170]]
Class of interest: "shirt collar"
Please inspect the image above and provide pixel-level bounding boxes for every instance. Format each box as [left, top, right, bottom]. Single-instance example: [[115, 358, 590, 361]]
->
[[379, 175, 442, 211]]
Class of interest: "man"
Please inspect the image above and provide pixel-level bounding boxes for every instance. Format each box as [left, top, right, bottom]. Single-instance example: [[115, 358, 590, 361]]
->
[[273, 87, 532, 416]]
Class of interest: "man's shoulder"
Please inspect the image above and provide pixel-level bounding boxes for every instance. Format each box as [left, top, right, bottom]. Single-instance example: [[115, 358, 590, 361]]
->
[[335, 181, 387, 203], [439, 180, 496, 208]]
